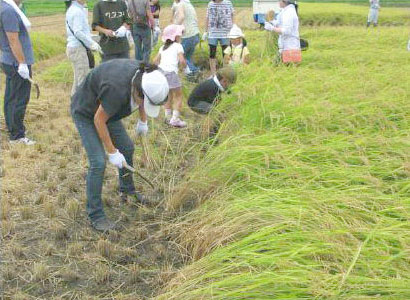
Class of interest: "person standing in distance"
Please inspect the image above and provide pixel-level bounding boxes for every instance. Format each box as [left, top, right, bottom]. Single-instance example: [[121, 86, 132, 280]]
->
[[71, 60, 169, 232], [92, 0, 132, 62], [127, 0, 155, 64], [367, 0, 380, 28], [66, 0, 102, 95], [0, 0, 35, 145]]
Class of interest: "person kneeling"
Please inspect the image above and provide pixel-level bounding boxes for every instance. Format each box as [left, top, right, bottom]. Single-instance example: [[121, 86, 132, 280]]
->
[[187, 67, 236, 115], [71, 59, 169, 232], [223, 25, 250, 66]]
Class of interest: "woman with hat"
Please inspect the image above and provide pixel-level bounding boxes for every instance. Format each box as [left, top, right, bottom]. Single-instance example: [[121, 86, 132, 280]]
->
[[71, 59, 169, 232], [223, 24, 250, 66], [264, 0, 301, 64], [154, 24, 187, 128]]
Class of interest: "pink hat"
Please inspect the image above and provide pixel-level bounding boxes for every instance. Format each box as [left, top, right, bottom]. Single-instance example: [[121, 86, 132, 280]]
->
[[162, 24, 185, 42]]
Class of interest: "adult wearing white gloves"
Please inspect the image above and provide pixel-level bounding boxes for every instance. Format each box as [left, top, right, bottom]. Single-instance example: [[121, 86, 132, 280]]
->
[[264, 0, 301, 63], [71, 60, 169, 232], [66, 0, 102, 96], [0, 0, 36, 145], [92, 0, 132, 62]]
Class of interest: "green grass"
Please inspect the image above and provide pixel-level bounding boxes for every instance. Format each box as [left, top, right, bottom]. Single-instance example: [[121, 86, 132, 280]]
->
[[31, 32, 66, 61], [157, 27, 410, 299]]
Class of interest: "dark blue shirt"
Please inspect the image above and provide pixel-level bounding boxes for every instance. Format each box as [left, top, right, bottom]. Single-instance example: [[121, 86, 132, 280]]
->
[[0, 1, 34, 65]]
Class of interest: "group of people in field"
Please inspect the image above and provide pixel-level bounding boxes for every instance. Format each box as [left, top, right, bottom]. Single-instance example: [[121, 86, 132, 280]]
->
[[0, 0, 303, 231]]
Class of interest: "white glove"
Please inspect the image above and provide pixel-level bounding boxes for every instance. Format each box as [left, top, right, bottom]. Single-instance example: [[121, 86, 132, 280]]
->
[[202, 32, 208, 41], [108, 149, 126, 169], [90, 41, 103, 54], [264, 22, 275, 32], [17, 63, 30, 80], [115, 25, 128, 38], [135, 119, 148, 136]]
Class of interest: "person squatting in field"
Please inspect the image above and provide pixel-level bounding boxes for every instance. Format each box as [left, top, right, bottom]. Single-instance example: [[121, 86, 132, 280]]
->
[[65, 0, 102, 96], [92, 0, 132, 62], [154, 24, 188, 128], [0, 0, 36, 145], [223, 24, 250, 66], [367, 0, 380, 27], [264, 0, 301, 64], [188, 66, 236, 115], [71, 60, 169, 232]]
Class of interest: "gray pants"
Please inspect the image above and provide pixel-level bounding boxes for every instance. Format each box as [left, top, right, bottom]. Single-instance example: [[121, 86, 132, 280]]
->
[[67, 46, 90, 96], [368, 8, 379, 24], [72, 114, 136, 222], [189, 100, 213, 115]]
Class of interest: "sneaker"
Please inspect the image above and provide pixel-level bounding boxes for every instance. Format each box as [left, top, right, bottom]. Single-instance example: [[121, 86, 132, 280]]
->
[[91, 218, 117, 232], [169, 117, 187, 128], [120, 192, 148, 206], [10, 137, 36, 145]]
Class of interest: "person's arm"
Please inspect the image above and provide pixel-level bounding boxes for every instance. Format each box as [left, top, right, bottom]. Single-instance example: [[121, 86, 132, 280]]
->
[[178, 52, 186, 69], [5, 32, 25, 64], [94, 104, 116, 154], [175, 3, 185, 25], [70, 12, 95, 48], [146, 1, 155, 28], [275, 10, 292, 35], [153, 52, 161, 65], [92, 3, 115, 37], [206, 3, 210, 31]]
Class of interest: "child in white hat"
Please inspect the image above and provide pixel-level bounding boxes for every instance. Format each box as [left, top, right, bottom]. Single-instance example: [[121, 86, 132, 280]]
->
[[154, 24, 187, 128], [223, 25, 250, 66]]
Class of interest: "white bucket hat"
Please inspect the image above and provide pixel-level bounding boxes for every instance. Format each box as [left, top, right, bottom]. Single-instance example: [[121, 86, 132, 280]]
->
[[141, 70, 169, 118], [228, 24, 244, 39]]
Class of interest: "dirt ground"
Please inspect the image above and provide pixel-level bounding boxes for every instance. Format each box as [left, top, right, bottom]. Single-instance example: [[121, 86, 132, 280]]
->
[[0, 6, 255, 299], [30, 7, 255, 35]]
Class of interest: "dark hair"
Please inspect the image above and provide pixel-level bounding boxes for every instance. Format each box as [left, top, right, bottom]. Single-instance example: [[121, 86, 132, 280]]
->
[[229, 38, 247, 61], [132, 63, 159, 99], [65, 0, 72, 11], [163, 39, 174, 51]]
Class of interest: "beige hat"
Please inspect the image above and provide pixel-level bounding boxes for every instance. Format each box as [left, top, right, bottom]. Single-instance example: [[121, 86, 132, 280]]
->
[[228, 24, 244, 39]]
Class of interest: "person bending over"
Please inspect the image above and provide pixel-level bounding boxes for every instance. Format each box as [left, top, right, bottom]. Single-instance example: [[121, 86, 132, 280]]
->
[[188, 67, 236, 115], [71, 59, 169, 232]]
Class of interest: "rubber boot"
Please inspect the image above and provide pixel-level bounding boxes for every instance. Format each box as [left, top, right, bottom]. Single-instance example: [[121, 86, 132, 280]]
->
[[209, 58, 217, 75]]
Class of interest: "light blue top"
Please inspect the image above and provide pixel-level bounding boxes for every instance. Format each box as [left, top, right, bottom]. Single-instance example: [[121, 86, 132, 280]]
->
[[66, 1, 93, 48]]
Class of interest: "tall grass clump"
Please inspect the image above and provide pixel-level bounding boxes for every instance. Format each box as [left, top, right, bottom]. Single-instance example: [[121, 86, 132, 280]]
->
[[158, 27, 410, 299], [31, 32, 66, 61]]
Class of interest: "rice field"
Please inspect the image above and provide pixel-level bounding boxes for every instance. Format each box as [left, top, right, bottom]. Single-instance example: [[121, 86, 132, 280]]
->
[[1, 4, 409, 300]]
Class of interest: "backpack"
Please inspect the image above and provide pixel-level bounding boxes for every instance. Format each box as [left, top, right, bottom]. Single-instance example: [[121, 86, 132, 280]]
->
[[127, 0, 148, 25]]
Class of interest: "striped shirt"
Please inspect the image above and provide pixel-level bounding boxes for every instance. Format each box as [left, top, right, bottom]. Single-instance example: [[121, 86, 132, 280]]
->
[[207, 0, 234, 39]]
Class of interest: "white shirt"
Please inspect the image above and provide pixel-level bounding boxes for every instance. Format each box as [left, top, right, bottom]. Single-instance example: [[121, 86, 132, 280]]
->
[[66, 1, 94, 48], [277, 4, 300, 51], [158, 42, 184, 73]]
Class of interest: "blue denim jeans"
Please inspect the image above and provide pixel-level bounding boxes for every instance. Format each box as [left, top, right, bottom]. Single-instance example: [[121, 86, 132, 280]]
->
[[132, 24, 152, 63], [181, 34, 200, 73], [72, 114, 136, 222], [1, 63, 32, 140]]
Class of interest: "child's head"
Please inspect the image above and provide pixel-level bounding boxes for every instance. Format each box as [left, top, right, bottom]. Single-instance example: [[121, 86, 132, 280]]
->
[[216, 67, 237, 89], [228, 25, 244, 46], [162, 24, 184, 44]]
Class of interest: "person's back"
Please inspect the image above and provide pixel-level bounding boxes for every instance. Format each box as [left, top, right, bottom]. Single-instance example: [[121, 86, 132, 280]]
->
[[188, 78, 220, 114], [180, 1, 199, 39], [207, 0, 234, 39]]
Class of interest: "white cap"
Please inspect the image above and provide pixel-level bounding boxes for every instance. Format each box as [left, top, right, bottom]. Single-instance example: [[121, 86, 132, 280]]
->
[[141, 70, 169, 118], [228, 24, 244, 39]]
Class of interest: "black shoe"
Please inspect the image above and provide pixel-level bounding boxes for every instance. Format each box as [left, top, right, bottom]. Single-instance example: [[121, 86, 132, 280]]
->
[[91, 218, 117, 232], [120, 192, 148, 206]]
